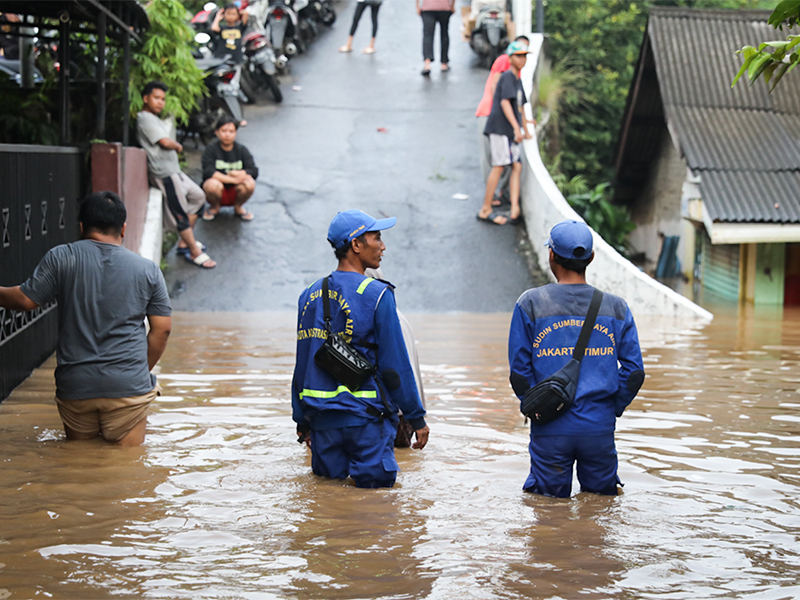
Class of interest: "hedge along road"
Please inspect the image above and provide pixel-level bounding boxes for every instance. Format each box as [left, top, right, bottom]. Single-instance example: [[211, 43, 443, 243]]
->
[[164, 0, 542, 313]]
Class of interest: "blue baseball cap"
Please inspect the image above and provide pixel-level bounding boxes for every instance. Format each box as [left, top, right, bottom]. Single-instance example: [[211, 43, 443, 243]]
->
[[327, 210, 397, 249], [545, 220, 594, 259]]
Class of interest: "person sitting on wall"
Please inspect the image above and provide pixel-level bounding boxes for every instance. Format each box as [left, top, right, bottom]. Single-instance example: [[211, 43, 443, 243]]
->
[[201, 117, 258, 221]]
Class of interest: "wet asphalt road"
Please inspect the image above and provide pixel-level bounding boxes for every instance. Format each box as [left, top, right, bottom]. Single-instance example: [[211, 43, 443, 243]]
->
[[165, 0, 542, 312]]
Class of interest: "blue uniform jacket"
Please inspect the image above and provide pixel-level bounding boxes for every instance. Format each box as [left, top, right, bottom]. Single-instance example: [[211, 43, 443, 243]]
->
[[508, 283, 645, 436], [292, 270, 427, 432]]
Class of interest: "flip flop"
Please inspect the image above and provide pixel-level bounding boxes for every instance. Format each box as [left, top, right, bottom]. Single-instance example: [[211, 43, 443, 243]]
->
[[177, 241, 207, 255], [362, 47, 376, 54], [421, 68, 431, 76], [508, 215, 523, 226], [184, 251, 215, 269], [339, 45, 353, 53], [202, 210, 218, 221], [441, 65, 450, 72], [235, 210, 254, 221], [476, 211, 508, 226]]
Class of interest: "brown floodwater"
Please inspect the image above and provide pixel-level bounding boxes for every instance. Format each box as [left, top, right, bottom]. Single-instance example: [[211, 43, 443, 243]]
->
[[2, 309, 800, 599]]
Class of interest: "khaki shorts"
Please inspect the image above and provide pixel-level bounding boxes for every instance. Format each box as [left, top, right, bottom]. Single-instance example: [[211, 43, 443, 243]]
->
[[488, 133, 521, 166], [55, 386, 160, 443], [155, 172, 206, 233]]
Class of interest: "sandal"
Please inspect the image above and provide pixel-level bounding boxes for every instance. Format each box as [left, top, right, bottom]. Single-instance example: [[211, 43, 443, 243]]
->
[[476, 211, 508, 226], [421, 68, 431, 76], [184, 251, 216, 269], [339, 45, 353, 53], [177, 240, 206, 255], [235, 210, 254, 221], [202, 210, 218, 221], [362, 47, 376, 54]]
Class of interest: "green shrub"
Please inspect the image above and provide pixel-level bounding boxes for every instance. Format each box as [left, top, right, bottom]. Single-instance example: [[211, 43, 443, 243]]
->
[[129, 0, 206, 125], [567, 183, 636, 256]]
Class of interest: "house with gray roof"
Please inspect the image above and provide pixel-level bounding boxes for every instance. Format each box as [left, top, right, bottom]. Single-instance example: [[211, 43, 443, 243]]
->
[[614, 7, 800, 305]]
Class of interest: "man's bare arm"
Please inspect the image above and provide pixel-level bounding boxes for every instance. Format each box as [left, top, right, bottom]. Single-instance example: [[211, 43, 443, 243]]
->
[[157, 137, 183, 152], [0, 286, 39, 311], [211, 171, 246, 184], [500, 98, 522, 141], [147, 315, 172, 370]]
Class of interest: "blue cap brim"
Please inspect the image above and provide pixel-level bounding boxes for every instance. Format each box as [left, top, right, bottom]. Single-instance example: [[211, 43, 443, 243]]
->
[[366, 216, 397, 232]]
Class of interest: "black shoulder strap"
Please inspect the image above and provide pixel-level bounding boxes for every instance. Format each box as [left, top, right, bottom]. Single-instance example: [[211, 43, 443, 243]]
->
[[321, 276, 332, 333], [572, 288, 604, 362]]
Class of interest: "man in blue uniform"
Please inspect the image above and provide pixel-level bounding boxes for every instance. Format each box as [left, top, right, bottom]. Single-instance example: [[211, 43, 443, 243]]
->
[[292, 210, 430, 488], [508, 220, 645, 497]]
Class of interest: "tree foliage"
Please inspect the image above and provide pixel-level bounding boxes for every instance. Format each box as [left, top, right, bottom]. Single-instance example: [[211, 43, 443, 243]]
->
[[0, 73, 59, 145], [539, 0, 769, 189], [129, 0, 206, 124], [733, 0, 800, 91], [567, 183, 636, 256]]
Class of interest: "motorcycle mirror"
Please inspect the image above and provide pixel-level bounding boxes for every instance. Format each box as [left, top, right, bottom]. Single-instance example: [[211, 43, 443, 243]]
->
[[195, 32, 212, 44], [203, 2, 218, 11]]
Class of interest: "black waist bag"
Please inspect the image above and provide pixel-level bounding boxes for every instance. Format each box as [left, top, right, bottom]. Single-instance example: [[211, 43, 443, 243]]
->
[[520, 288, 604, 425], [314, 276, 376, 391]]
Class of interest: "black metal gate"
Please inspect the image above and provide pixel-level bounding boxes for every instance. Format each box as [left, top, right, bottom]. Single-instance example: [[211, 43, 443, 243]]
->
[[0, 144, 83, 402]]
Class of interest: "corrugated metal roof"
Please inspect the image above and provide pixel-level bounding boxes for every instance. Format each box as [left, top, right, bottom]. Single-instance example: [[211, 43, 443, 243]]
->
[[669, 107, 800, 171], [649, 8, 800, 114], [620, 8, 800, 224], [702, 171, 800, 223]]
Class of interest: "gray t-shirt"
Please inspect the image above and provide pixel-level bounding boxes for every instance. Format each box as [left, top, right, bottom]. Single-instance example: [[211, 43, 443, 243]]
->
[[20, 240, 172, 400], [136, 110, 181, 179]]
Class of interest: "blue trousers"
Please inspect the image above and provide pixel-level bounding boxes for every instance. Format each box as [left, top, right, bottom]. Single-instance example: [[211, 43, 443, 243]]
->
[[310, 418, 399, 488], [523, 433, 621, 498]]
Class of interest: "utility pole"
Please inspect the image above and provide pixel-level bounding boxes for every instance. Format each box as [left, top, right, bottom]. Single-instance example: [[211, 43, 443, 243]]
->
[[19, 16, 35, 89], [535, 0, 544, 33]]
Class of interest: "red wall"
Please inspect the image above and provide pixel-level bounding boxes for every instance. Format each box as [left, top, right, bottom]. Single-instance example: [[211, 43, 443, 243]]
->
[[91, 143, 149, 254]]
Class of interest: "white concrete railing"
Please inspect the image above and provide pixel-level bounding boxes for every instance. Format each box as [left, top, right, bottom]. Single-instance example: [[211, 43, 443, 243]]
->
[[139, 187, 163, 265], [512, 26, 712, 320]]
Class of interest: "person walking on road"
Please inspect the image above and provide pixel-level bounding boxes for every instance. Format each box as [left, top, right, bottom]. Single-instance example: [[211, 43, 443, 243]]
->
[[0, 192, 172, 446], [201, 117, 257, 221], [508, 220, 645, 497], [292, 210, 429, 488], [477, 41, 533, 226], [137, 81, 217, 269], [339, 0, 382, 54], [416, 0, 455, 75]]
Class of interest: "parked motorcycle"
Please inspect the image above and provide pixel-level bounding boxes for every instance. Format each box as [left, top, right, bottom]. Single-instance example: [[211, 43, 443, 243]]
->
[[241, 26, 283, 102], [469, 0, 509, 68], [192, 2, 282, 103], [262, 0, 302, 61], [307, 0, 336, 26], [182, 42, 246, 144]]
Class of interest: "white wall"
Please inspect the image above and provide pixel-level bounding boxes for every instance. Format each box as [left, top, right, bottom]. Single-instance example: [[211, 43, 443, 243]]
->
[[516, 32, 712, 321], [139, 188, 163, 265]]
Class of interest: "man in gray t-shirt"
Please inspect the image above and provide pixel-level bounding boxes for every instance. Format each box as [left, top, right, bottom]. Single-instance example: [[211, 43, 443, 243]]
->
[[0, 192, 172, 446], [137, 81, 216, 269]]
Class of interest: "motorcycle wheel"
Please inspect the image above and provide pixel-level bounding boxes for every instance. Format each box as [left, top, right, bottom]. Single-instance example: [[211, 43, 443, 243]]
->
[[239, 70, 258, 105], [256, 67, 283, 103], [266, 73, 283, 103]]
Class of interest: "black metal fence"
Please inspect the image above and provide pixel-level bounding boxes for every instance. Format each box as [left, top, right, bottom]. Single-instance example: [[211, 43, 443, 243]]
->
[[0, 144, 83, 402]]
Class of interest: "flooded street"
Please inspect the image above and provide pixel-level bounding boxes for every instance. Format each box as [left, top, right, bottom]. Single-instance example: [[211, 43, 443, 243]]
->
[[2, 309, 800, 599]]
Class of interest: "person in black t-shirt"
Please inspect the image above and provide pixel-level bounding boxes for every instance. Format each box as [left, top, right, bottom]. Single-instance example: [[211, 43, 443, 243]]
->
[[211, 4, 248, 64], [478, 41, 533, 227], [201, 117, 258, 221]]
